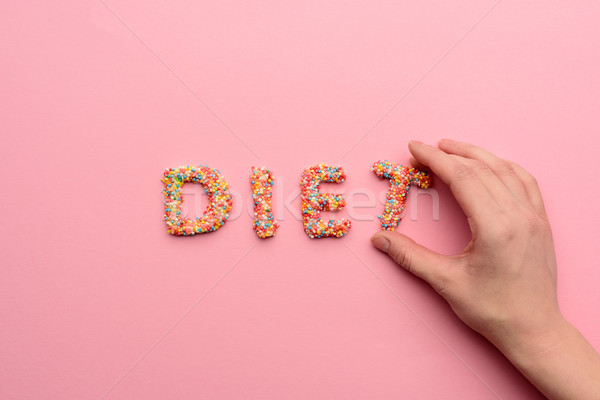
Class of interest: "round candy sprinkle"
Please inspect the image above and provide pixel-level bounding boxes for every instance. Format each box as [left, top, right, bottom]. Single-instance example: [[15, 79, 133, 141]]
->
[[250, 166, 279, 238], [161, 165, 233, 236], [300, 164, 351, 239], [372, 160, 431, 231]]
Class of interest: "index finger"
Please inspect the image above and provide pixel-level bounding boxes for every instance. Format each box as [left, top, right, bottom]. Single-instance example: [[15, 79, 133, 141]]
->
[[409, 140, 500, 220]]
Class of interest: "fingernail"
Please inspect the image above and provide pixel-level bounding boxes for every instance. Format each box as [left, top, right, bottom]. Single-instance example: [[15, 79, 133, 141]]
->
[[371, 235, 390, 252], [409, 140, 423, 146], [440, 138, 455, 143]]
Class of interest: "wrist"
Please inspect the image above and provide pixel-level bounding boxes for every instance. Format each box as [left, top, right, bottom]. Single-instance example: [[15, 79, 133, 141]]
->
[[490, 313, 600, 399], [493, 312, 574, 372]]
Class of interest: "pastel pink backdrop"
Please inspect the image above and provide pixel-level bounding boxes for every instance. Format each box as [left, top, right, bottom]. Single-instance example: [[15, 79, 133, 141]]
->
[[2, 1, 599, 399]]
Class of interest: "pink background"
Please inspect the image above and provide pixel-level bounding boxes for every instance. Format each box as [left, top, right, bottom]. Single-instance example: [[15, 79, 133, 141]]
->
[[2, 1, 600, 399]]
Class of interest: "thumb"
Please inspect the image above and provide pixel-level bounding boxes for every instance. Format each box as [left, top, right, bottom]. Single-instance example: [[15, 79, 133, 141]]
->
[[371, 231, 451, 290]]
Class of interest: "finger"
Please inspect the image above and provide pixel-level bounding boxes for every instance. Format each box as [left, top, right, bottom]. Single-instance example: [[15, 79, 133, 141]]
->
[[371, 231, 453, 294], [409, 156, 428, 171], [408, 140, 499, 220], [439, 139, 529, 204], [509, 162, 548, 217], [449, 155, 520, 209]]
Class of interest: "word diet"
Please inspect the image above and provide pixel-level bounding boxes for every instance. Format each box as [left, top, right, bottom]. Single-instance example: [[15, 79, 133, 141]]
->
[[161, 161, 431, 239]]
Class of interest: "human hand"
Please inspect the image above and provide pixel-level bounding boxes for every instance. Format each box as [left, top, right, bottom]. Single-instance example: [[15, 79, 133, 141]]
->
[[371, 139, 600, 400], [372, 139, 560, 350]]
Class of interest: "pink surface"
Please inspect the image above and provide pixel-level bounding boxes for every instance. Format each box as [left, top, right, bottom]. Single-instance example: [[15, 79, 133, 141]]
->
[[2, 1, 600, 399]]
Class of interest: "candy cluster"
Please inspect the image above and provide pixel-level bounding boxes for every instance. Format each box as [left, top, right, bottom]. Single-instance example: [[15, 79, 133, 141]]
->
[[372, 161, 431, 231], [300, 164, 352, 239], [162, 166, 233, 236], [250, 166, 279, 238]]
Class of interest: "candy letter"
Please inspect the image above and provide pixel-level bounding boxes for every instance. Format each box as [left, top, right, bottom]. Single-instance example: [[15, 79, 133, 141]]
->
[[250, 166, 279, 238], [162, 166, 233, 236], [300, 164, 352, 238], [372, 160, 431, 231]]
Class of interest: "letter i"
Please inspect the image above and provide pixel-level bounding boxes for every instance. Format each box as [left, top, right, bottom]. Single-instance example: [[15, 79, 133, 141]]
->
[[250, 167, 279, 238]]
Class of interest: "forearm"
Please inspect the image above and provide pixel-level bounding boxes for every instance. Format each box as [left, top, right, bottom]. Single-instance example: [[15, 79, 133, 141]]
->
[[496, 317, 600, 400]]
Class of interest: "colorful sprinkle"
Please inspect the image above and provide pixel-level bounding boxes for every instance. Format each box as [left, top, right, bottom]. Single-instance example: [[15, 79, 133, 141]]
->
[[161, 166, 233, 236], [300, 164, 351, 239], [250, 166, 279, 238], [372, 160, 431, 231]]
